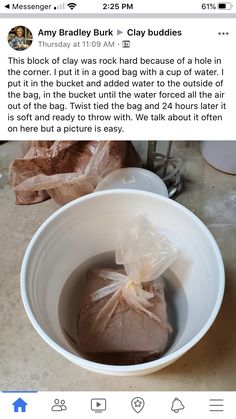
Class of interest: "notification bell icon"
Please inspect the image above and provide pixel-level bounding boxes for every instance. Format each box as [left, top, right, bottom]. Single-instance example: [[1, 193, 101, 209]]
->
[[171, 398, 185, 413]]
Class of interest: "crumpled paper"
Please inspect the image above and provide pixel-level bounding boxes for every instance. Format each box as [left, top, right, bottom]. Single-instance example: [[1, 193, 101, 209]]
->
[[9, 141, 141, 205]]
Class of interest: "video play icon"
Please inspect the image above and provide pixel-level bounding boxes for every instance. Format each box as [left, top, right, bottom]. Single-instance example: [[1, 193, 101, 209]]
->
[[91, 398, 106, 413]]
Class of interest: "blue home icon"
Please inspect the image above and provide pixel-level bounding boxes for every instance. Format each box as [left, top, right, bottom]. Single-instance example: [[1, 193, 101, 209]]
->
[[12, 398, 28, 413]]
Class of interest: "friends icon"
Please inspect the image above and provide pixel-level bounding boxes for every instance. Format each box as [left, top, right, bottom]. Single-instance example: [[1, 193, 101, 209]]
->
[[51, 399, 67, 412]]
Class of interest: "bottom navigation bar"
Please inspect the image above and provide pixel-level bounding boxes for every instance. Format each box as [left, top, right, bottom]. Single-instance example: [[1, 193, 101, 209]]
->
[[0, 391, 234, 418]]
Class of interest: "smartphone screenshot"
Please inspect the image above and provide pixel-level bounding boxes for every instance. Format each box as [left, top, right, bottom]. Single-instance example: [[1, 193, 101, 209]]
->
[[0, 1, 235, 418]]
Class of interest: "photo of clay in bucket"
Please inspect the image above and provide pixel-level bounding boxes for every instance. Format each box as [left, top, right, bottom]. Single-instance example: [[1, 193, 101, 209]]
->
[[59, 215, 180, 365], [21, 190, 224, 376]]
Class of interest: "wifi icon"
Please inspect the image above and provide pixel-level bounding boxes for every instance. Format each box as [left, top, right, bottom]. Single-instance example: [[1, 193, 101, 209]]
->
[[67, 2, 77, 9]]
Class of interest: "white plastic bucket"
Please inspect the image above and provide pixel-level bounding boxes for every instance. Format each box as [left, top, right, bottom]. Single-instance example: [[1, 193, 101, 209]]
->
[[201, 141, 236, 174], [20, 190, 225, 376]]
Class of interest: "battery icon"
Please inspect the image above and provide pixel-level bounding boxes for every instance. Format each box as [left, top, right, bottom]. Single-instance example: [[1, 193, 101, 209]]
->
[[218, 2, 233, 9]]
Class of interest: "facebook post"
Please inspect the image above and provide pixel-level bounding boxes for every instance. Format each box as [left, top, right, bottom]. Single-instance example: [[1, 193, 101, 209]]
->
[[1, 17, 236, 139], [0, 1, 235, 418]]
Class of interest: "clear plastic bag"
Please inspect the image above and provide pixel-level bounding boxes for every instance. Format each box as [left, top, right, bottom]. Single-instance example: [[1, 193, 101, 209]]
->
[[9, 141, 53, 204], [10, 141, 141, 205], [78, 215, 179, 364]]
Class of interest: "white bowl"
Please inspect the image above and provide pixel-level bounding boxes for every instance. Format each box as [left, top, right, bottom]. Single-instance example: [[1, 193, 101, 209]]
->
[[20, 190, 224, 376], [95, 167, 168, 197]]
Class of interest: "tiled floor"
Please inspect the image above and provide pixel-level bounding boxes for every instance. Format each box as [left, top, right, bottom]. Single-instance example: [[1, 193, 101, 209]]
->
[[0, 141, 235, 390]]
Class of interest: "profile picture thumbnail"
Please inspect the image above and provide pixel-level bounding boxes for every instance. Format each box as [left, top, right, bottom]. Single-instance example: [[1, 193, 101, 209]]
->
[[8, 26, 33, 51]]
